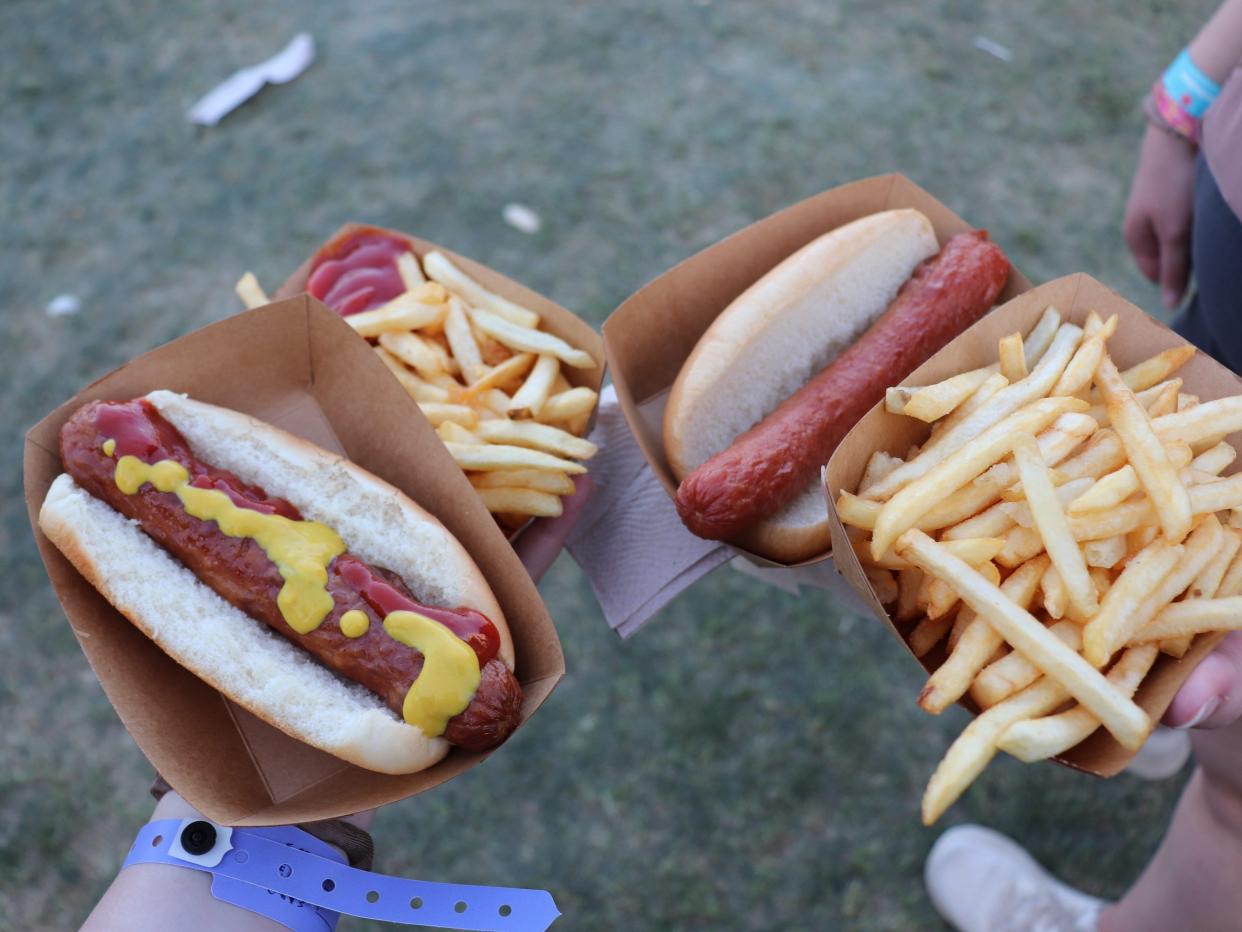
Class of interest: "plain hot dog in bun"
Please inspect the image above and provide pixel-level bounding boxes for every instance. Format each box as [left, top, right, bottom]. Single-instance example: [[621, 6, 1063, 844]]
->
[[39, 390, 519, 774], [665, 209, 1010, 562]]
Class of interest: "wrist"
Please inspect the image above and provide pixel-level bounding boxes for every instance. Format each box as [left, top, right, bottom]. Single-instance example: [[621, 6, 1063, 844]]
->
[[1149, 47, 1222, 145]]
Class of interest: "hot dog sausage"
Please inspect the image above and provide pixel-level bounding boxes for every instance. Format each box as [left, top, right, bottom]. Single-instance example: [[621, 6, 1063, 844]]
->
[[60, 399, 522, 751], [675, 231, 1010, 542]]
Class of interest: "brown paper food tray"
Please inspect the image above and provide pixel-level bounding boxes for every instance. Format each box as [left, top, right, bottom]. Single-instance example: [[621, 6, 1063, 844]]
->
[[23, 297, 565, 824], [825, 273, 1240, 777], [602, 173, 1032, 568]]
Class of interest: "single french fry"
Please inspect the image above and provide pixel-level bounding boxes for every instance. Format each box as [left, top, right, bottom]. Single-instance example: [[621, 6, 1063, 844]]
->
[[1023, 307, 1062, 367], [1083, 535, 1127, 568], [508, 354, 560, 417], [379, 331, 450, 379], [444, 441, 587, 474], [924, 560, 1002, 621], [855, 536, 1004, 571], [472, 309, 594, 369], [1179, 393, 1200, 411], [1218, 541, 1242, 597], [474, 419, 597, 460], [1082, 537, 1185, 665], [910, 612, 957, 657], [470, 468, 576, 495], [395, 251, 426, 288], [1039, 564, 1068, 619], [1146, 381, 1181, 418], [444, 297, 488, 384], [971, 618, 1083, 709], [1154, 396, 1242, 447], [1053, 314, 1118, 397], [925, 372, 1010, 445], [1056, 429, 1126, 482], [836, 491, 882, 531], [1188, 527, 1242, 600], [896, 568, 923, 623], [417, 403, 478, 428], [475, 486, 564, 518], [918, 555, 1048, 714], [374, 347, 451, 403], [866, 324, 1083, 501], [536, 386, 598, 425], [463, 352, 535, 398], [1191, 441, 1237, 476], [1067, 443, 1192, 514], [896, 529, 1151, 750], [345, 295, 447, 338], [860, 450, 905, 495], [1189, 474, 1242, 513], [997, 644, 1160, 762], [235, 272, 268, 309], [865, 566, 899, 606], [871, 397, 1089, 559], [1135, 597, 1242, 642], [437, 421, 481, 444], [999, 333, 1027, 383], [1119, 344, 1197, 393], [1096, 354, 1192, 542], [422, 250, 541, 328]]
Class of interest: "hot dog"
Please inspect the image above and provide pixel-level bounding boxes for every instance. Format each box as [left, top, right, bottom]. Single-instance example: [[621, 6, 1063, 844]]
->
[[665, 210, 1010, 562], [39, 390, 521, 773]]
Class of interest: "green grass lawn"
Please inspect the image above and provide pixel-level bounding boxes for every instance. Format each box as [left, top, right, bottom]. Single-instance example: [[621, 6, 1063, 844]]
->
[[2, 0, 1219, 927]]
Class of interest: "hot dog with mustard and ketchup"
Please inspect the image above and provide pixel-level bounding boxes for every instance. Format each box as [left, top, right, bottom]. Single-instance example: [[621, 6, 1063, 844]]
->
[[39, 390, 521, 774], [665, 209, 1010, 562]]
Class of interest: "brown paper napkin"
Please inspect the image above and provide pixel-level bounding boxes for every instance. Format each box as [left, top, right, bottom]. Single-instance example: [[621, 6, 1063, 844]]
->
[[567, 388, 867, 636]]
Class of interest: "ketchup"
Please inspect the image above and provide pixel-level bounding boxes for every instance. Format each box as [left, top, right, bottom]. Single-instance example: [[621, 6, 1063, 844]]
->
[[306, 229, 411, 316], [95, 401, 303, 519], [334, 555, 501, 667]]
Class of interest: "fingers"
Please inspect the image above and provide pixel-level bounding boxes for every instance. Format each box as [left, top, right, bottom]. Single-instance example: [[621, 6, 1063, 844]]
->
[[1164, 632, 1242, 729], [1123, 211, 1161, 285], [1156, 224, 1191, 311], [512, 474, 592, 583]]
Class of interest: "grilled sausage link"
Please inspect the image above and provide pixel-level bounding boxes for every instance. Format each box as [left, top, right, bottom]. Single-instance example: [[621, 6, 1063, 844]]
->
[[60, 399, 521, 752], [675, 231, 1010, 542]]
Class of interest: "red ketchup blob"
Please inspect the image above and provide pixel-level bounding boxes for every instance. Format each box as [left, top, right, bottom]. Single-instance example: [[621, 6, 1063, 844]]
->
[[306, 229, 411, 316]]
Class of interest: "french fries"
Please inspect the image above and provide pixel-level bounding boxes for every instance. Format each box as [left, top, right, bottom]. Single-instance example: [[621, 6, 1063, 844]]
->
[[242, 245, 598, 528], [837, 305, 1242, 824]]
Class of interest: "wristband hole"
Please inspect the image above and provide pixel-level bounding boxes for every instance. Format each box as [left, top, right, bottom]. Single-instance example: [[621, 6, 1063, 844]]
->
[[322, 879, 335, 893], [367, 891, 380, 904], [278, 864, 293, 878], [499, 904, 512, 917], [410, 897, 423, 909], [455, 901, 468, 913], [151, 835, 163, 847]]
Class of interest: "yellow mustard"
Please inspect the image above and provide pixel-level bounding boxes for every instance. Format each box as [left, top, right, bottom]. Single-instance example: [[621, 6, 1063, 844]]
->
[[102, 438, 116, 456], [383, 610, 481, 736], [340, 609, 370, 638], [113, 455, 345, 635]]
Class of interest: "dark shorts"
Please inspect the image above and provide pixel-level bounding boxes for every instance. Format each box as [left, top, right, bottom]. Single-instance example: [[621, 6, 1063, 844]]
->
[[1173, 156, 1242, 373]]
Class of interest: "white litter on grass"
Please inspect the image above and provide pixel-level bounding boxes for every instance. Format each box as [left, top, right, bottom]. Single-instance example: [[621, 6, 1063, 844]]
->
[[187, 33, 315, 126], [502, 203, 542, 235], [973, 36, 1013, 62], [46, 294, 81, 316]]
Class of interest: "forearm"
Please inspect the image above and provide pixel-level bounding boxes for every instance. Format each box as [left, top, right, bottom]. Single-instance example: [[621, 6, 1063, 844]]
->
[[1188, 0, 1242, 83]]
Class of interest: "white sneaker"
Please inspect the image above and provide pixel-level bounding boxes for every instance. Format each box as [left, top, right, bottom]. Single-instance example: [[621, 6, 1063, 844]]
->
[[1124, 726, 1192, 780], [925, 825, 1105, 932]]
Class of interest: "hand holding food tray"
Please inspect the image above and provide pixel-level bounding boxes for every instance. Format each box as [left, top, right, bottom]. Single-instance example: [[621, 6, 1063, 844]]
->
[[242, 223, 605, 538], [826, 273, 1242, 824]]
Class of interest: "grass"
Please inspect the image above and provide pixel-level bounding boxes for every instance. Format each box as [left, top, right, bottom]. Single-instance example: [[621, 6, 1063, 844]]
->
[[1, 0, 1218, 927]]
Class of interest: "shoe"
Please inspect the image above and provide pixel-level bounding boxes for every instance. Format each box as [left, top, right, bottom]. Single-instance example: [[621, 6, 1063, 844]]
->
[[925, 824, 1104, 932], [1123, 726, 1191, 781]]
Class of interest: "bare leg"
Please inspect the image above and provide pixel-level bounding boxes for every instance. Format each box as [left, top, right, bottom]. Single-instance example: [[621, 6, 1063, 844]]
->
[[1099, 720, 1242, 932]]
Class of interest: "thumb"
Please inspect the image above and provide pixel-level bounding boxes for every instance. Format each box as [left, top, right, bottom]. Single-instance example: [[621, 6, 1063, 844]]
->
[[1164, 632, 1242, 729]]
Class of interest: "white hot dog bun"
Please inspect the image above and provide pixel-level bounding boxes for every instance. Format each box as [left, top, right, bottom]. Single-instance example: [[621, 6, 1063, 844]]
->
[[38, 390, 511, 775], [664, 208, 939, 562]]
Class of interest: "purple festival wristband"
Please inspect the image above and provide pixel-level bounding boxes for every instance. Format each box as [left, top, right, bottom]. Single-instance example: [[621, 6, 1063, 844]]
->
[[124, 818, 562, 931]]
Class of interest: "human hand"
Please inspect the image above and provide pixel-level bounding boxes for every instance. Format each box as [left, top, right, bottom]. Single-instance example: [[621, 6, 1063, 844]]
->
[[1163, 633, 1242, 729], [1122, 125, 1197, 310], [512, 475, 592, 583]]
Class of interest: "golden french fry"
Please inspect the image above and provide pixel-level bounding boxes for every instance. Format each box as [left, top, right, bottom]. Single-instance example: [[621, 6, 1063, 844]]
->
[[860, 450, 905, 495], [469, 469, 576, 495], [922, 676, 1074, 825], [1179, 393, 1199, 411], [866, 324, 1083, 501], [864, 566, 899, 606], [421, 250, 541, 328], [438, 421, 481, 444], [509, 354, 560, 417], [910, 612, 956, 657], [892, 368, 998, 422], [896, 529, 1151, 751], [235, 271, 268, 309], [417, 403, 479, 428], [1218, 540, 1242, 597], [1056, 429, 1125, 482], [1068, 442, 1192, 514], [1134, 597, 1242, 642], [1191, 441, 1237, 476], [1039, 564, 1068, 619], [445, 297, 488, 384], [971, 618, 1083, 709], [475, 486, 564, 518], [1023, 307, 1062, 367], [471, 309, 595, 369], [1051, 314, 1117, 397], [1187, 527, 1242, 600], [997, 644, 1160, 762], [1155, 397, 1242, 447], [1086, 380, 1182, 426], [1082, 537, 1184, 666], [998, 332, 1027, 383], [463, 352, 535, 398], [345, 295, 447, 338], [925, 372, 1010, 444], [836, 491, 882, 531], [896, 567, 923, 623], [1119, 344, 1197, 393], [996, 525, 1045, 568], [374, 347, 451, 403], [855, 536, 1004, 571], [923, 560, 1001, 621], [474, 419, 597, 460], [1189, 474, 1242, 513], [379, 331, 451, 378], [536, 386, 598, 425], [1082, 535, 1127, 568], [396, 251, 426, 288], [1097, 354, 1192, 542], [1146, 381, 1181, 418], [444, 441, 587, 474], [871, 397, 1089, 559]]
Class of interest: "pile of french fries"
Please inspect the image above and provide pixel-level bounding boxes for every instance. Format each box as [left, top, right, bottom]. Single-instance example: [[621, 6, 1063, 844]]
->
[[237, 252, 600, 530], [836, 306, 1242, 824]]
